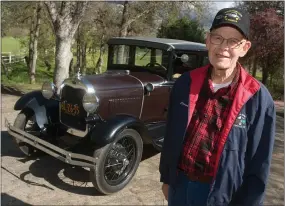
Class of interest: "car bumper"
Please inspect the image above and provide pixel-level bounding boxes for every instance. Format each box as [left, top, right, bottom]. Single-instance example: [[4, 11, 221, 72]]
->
[[5, 119, 97, 168]]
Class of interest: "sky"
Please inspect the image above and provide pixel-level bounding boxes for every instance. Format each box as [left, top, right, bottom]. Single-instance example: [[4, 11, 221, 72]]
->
[[200, 1, 236, 30], [215, 1, 236, 10]]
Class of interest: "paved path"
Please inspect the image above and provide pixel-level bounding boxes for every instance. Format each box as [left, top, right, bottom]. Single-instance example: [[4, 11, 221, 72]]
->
[[1, 94, 284, 205]]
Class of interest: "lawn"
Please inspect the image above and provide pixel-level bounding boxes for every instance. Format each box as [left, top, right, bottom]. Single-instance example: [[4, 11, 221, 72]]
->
[[1, 36, 25, 54]]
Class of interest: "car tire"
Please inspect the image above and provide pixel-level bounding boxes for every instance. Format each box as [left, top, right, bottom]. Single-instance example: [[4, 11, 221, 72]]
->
[[90, 128, 143, 195], [12, 110, 42, 157]]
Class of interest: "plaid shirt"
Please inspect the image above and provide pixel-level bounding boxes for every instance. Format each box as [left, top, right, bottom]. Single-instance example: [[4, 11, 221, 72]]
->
[[178, 66, 240, 183]]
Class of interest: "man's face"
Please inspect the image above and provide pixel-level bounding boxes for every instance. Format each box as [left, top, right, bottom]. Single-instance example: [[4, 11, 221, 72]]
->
[[205, 26, 251, 70]]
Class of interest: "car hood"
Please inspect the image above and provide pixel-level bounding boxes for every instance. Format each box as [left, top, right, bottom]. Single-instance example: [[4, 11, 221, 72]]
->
[[83, 70, 165, 91]]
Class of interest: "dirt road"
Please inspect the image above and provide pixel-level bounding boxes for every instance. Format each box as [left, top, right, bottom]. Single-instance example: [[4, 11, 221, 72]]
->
[[1, 94, 284, 205]]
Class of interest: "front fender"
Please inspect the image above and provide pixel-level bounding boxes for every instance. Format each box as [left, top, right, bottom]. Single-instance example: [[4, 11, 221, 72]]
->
[[14, 90, 59, 129], [14, 90, 47, 110], [90, 114, 149, 147]]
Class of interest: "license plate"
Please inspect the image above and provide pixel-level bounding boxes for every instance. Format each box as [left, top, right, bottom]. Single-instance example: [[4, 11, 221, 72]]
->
[[61, 101, 80, 116]]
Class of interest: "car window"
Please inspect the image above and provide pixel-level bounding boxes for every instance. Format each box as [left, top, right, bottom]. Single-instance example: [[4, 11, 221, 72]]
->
[[112, 45, 130, 64], [134, 46, 168, 77], [135, 47, 152, 66], [172, 53, 198, 79], [134, 47, 165, 67]]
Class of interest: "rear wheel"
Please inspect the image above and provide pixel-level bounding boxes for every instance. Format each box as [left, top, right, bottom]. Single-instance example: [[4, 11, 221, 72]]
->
[[90, 128, 143, 194], [12, 110, 42, 157]]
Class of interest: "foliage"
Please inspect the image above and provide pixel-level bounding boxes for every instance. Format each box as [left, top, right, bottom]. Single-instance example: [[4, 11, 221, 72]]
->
[[1, 2, 27, 37], [235, 1, 284, 15], [235, 1, 284, 89], [2, 62, 53, 83], [157, 16, 205, 43], [249, 8, 284, 85]]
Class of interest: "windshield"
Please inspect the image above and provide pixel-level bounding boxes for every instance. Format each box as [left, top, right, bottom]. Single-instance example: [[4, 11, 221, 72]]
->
[[108, 44, 169, 77]]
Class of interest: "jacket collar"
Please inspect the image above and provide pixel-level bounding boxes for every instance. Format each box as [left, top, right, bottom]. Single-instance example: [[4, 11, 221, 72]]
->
[[190, 63, 260, 94]]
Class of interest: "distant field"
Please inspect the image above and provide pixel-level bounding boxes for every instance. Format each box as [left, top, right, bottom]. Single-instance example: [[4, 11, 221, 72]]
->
[[1, 36, 25, 54]]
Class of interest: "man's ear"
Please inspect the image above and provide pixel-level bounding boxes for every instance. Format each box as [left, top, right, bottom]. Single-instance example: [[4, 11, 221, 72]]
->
[[239, 40, 251, 57]]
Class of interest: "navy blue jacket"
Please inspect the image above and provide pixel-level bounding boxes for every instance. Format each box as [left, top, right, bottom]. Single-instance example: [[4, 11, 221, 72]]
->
[[159, 64, 276, 206]]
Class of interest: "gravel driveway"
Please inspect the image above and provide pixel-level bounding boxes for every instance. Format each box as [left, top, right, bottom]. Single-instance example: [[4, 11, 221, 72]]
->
[[1, 94, 284, 205]]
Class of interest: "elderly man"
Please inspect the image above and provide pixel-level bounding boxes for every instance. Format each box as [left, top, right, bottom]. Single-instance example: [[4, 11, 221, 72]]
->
[[159, 7, 276, 206]]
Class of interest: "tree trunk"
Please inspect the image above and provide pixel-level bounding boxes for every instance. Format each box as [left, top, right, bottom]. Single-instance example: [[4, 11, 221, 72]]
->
[[69, 58, 73, 74], [247, 58, 252, 73], [262, 69, 269, 85], [44, 59, 52, 71], [262, 58, 271, 85], [119, 1, 129, 37], [81, 42, 87, 75], [28, 8, 36, 74], [44, 1, 89, 90], [1, 60, 9, 78], [76, 28, 81, 73], [95, 34, 105, 74], [116, 1, 151, 64], [95, 56, 103, 74], [24, 56, 30, 69], [252, 55, 257, 77], [30, 2, 42, 84], [54, 37, 73, 89], [95, 45, 104, 74], [117, 1, 129, 64]]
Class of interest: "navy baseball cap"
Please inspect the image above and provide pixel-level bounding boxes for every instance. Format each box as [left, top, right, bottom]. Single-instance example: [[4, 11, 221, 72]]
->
[[210, 8, 250, 39]]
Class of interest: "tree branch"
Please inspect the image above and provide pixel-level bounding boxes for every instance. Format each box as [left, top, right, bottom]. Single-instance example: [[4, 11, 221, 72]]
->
[[69, 1, 89, 35], [60, 1, 72, 17], [72, 1, 89, 25], [42, 4, 56, 34], [125, 8, 151, 27], [44, 1, 58, 24]]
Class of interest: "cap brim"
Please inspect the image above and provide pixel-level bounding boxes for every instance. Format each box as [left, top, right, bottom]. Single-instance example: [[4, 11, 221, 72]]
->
[[210, 23, 248, 39]]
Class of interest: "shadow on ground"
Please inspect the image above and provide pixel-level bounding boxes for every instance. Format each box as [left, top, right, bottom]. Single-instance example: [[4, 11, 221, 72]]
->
[[1, 84, 25, 97], [1, 131, 23, 158], [1, 193, 32, 206], [1, 130, 160, 196]]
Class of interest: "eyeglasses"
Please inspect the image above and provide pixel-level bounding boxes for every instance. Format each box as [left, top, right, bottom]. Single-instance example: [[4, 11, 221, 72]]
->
[[209, 33, 245, 49]]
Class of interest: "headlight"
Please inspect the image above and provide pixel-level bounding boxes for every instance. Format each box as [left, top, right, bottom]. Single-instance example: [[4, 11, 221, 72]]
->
[[82, 93, 99, 113], [42, 82, 55, 99]]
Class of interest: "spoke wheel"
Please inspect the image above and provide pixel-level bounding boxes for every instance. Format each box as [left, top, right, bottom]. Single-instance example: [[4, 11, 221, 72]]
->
[[90, 128, 143, 195], [104, 136, 136, 186]]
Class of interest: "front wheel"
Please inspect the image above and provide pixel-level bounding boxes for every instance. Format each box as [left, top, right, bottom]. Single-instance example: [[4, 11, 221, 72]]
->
[[90, 128, 143, 194]]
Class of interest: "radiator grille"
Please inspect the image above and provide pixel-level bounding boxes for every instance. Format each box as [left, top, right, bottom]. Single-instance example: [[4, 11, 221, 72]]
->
[[60, 85, 87, 131]]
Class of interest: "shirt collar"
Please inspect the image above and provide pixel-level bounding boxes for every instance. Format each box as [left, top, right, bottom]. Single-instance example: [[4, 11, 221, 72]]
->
[[206, 64, 240, 96]]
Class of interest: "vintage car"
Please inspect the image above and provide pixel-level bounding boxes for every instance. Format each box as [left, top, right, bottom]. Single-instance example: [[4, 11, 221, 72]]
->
[[6, 37, 208, 194]]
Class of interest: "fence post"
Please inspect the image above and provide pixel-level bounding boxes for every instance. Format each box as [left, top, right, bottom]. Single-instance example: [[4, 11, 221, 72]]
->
[[9, 52, 11, 63]]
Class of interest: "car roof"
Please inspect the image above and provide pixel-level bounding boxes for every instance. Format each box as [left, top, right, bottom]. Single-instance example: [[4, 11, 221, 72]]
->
[[107, 36, 207, 52]]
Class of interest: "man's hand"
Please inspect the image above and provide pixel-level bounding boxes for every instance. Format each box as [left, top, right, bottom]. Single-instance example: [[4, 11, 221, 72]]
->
[[162, 183, 169, 201]]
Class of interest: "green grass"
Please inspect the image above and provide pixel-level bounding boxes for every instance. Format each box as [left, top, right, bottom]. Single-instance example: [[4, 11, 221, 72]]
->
[[2, 61, 53, 93], [255, 70, 262, 81], [1, 36, 25, 54]]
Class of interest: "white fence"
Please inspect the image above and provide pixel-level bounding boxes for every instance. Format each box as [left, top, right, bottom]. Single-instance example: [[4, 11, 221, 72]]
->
[[1, 52, 25, 64]]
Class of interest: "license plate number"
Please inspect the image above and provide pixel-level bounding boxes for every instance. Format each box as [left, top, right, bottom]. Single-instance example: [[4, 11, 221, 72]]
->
[[61, 101, 80, 116]]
